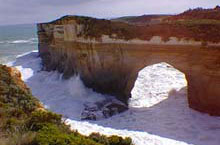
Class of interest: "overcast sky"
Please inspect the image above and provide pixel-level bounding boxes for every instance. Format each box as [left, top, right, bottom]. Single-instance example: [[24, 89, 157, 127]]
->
[[1, 0, 219, 25]]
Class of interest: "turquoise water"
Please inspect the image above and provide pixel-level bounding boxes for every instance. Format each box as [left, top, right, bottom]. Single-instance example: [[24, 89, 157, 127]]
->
[[0, 24, 38, 64]]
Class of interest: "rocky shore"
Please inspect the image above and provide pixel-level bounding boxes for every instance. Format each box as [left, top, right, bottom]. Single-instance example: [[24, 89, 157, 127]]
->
[[37, 7, 220, 115]]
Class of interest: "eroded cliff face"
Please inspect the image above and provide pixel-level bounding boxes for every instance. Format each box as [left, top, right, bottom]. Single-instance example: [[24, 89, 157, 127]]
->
[[37, 16, 220, 115]]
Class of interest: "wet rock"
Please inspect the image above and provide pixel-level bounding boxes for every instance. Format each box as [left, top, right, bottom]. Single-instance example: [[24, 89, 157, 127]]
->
[[81, 99, 128, 120]]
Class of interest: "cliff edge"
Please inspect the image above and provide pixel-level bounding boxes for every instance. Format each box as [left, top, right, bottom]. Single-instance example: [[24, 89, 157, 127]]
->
[[37, 7, 220, 116]]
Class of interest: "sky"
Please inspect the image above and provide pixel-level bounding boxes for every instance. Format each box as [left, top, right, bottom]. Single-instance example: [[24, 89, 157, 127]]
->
[[0, 0, 220, 25]]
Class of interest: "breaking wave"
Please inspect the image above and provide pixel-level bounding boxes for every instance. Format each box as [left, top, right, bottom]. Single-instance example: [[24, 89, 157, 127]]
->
[[0, 38, 38, 44], [8, 51, 220, 145]]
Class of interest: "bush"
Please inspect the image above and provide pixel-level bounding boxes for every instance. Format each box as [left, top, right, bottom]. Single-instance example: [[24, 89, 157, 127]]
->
[[89, 133, 109, 144], [32, 123, 102, 145], [1, 131, 36, 145], [28, 110, 62, 131], [32, 123, 71, 145], [109, 136, 132, 145], [0, 65, 133, 145], [5, 118, 19, 131], [89, 133, 133, 145]]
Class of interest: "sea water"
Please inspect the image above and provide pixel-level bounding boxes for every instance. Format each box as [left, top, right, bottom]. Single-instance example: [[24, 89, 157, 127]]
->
[[0, 24, 37, 64], [1, 24, 220, 145]]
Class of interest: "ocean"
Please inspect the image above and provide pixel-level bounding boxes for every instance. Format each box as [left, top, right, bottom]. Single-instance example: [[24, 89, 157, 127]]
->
[[1, 24, 220, 145], [0, 24, 38, 64]]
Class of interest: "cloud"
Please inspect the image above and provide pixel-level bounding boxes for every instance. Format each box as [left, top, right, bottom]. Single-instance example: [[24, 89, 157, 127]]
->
[[0, 0, 219, 25]]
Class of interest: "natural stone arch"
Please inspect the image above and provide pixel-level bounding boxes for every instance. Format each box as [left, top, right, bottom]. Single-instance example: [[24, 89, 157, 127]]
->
[[39, 41, 220, 115], [120, 45, 220, 115], [38, 15, 220, 116]]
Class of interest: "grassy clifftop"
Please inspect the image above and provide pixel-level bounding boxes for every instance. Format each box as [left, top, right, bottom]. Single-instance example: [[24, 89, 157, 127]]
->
[[112, 15, 170, 25], [39, 6, 220, 44], [0, 64, 133, 145], [168, 6, 220, 21]]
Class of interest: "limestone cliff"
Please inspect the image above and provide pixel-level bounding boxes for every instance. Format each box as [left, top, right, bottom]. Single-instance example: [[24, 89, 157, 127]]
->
[[37, 14, 220, 115]]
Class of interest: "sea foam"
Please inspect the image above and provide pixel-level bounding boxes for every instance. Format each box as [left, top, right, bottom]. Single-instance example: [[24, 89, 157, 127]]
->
[[10, 51, 220, 145], [0, 38, 38, 45]]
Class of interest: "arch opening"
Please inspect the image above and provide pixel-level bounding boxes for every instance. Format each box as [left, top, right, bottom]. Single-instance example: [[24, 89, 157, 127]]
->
[[129, 62, 188, 108]]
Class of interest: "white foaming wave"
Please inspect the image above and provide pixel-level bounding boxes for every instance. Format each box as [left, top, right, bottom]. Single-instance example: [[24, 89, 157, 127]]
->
[[31, 72, 108, 119], [11, 51, 108, 119], [129, 62, 187, 108], [15, 65, 34, 81], [11, 51, 220, 145], [6, 50, 38, 66], [16, 50, 38, 58], [65, 119, 189, 145], [10, 40, 30, 44], [1, 38, 38, 44]]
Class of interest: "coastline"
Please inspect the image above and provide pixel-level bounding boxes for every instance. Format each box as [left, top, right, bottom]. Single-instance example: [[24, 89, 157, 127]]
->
[[7, 51, 220, 145]]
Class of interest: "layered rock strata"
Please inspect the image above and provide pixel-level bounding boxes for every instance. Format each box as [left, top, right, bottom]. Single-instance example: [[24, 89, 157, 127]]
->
[[38, 16, 220, 115]]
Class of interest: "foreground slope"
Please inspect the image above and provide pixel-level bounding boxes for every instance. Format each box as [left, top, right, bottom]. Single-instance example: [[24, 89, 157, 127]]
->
[[11, 52, 220, 145], [0, 64, 132, 145]]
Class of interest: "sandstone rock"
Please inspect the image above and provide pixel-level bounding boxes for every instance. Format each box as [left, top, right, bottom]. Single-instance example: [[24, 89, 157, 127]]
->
[[37, 15, 220, 116]]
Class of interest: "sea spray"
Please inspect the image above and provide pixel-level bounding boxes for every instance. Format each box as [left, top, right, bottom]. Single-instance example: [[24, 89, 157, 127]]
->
[[129, 62, 187, 108], [9, 51, 220, 145]]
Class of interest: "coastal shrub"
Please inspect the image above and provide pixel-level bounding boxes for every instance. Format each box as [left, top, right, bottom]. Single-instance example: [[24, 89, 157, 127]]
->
[[1, 131, 36, 145], [89, 133, 133, 145], [28, 110, 62, 131], [32, 123, 102, 145], [89, 133, 110, 144], [0, 64, 133, 145], [32, 123, 71, 145]]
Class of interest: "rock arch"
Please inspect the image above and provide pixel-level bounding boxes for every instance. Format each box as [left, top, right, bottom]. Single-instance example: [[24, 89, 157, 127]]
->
[[37, 16, 220, 116], [38, 42, 220, 116]]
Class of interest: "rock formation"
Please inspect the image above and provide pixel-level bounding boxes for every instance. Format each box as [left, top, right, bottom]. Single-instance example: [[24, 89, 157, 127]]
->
[[81, 98, 128, 120], [37, 10, 220, 116]]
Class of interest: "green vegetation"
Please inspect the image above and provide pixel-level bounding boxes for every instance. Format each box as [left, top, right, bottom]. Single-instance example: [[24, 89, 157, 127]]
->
[[112, 15, 170, 25], [73, 16, 137, 40], [169, 6, 220, 21], [45, 15, 138, 40], [0, 64, 133, 145], [171, 19, 220, 25], [160, 6, 220, 43], [45, 12, 220, 43], [168, 20, 220, 43], [89, 133, 132, 145]]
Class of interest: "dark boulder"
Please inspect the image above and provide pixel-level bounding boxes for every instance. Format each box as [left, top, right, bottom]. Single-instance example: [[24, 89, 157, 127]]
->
[[81, 98, 128, 120]]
